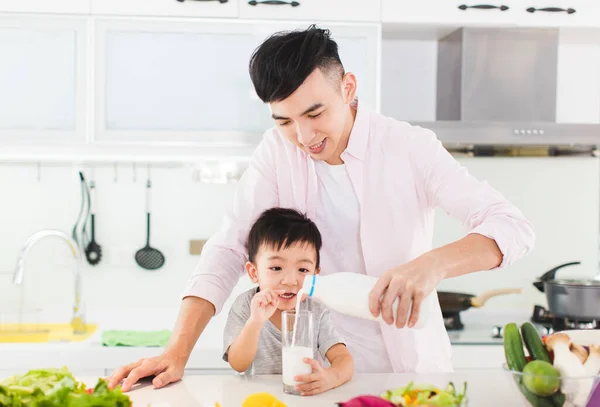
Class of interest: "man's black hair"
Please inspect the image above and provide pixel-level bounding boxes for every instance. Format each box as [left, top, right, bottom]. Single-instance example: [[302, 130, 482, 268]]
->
[[249, 24, 345, 103], [246, 207, 322, 267]]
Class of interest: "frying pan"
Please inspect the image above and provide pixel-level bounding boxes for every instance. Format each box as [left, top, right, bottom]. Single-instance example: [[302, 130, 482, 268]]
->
[[439, 288, 523, 316]]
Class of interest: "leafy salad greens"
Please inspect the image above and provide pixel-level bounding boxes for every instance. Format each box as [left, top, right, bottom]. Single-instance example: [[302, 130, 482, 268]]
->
[[0, 367, 131, 407]]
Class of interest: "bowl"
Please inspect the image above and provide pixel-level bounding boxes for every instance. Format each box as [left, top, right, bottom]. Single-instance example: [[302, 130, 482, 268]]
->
[[502, 363, 600, 407]]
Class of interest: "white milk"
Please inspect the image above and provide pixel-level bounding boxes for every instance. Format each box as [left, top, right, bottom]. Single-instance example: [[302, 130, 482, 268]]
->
[[290, 289, 304, 348], [282, 346, 313, 386]]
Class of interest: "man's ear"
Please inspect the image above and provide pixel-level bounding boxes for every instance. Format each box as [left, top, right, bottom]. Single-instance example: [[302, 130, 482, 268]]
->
[[315, 267, 321, 275], [246, 261, 259, 284], [341, 72, 357, 104]]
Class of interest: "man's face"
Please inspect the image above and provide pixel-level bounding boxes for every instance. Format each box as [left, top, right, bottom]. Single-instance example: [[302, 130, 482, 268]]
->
[[269, 68, 357, 164]]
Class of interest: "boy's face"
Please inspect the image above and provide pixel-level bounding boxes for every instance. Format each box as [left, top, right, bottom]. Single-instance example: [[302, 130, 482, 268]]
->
[[246, 242, 320, 311]]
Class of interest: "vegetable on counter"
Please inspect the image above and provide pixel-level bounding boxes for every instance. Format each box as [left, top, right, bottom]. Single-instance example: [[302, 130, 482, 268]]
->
[[380, 381, 467, 406], [504, 322, 528, 372], [337, 381, 467, 407], [0, 367, 131, 407], [504, 322, 600, 407]]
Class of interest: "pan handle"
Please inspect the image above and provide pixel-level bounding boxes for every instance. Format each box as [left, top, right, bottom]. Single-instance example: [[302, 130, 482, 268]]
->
[[533, 261, 581, 293], [470, 288, 523, 307]]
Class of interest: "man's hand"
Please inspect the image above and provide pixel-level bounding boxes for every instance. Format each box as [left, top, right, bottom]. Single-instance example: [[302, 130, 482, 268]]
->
[[369, 253, 444, 328], [368, 234, 503, 328], [250, 288, 284, 324], [293, 358, 338, 396], [107, 351, 186, 392]]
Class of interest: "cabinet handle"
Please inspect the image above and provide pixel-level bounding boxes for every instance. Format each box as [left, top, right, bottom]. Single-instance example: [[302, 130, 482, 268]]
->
[[526, 7, 576, 14], [458, 4, 509, 11], [248, 0, 300, 6], [176, 0, 228, 3]]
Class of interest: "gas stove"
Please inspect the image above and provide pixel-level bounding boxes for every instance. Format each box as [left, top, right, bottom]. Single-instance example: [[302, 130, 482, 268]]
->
[[489, 305, 600, 339]]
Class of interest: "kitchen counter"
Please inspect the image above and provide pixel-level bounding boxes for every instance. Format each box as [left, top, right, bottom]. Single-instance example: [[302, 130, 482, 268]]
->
[[78, 370, 523, 406]]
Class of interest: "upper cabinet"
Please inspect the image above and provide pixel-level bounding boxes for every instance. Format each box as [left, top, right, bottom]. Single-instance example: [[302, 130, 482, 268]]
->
[[0, 0, 90, 14], [0, 16, 87, 144], [382, 0, 517, 26], [515, 1, 600, 27], [382, 0, 600, 27], [91, 0, 239, 18], [93, 20, 380, 146], [239, 0, 381, 22]]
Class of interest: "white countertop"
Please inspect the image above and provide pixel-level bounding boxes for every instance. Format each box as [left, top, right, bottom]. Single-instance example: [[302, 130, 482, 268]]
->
[[80, 371, 524, 407]]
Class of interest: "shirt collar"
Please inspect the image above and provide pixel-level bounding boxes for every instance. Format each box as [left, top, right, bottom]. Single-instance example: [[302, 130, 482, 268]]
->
[[341, 98, 370, 162]]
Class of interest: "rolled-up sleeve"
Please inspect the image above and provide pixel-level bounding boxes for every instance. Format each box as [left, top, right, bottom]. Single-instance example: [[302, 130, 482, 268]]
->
[[181, 132, 280, 314], [409, 127, 535, 268]]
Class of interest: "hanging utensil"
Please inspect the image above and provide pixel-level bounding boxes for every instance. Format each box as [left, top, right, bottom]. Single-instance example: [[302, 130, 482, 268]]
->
[[84, 178, 102, 266], [533, 261, 600, 320], [135, 174, 165, 270], [72, 171, 90, 253]]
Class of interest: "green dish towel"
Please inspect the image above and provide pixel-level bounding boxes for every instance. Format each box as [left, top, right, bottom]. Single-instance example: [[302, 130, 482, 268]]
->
[[101, 330, 171, 347]]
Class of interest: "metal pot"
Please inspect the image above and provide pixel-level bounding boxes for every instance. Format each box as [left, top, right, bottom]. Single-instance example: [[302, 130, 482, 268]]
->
[[533, 261, 600, 320]]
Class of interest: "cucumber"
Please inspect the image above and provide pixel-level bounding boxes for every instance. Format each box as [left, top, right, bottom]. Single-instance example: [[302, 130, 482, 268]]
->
[[521, 322, 552, 363], [517, 379, 556, 407], [551, 392, 565, 407], [504, 323, 528, 372]]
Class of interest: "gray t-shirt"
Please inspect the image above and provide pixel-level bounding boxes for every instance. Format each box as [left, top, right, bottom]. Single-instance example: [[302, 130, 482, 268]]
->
[[222, 287, 345, 375]]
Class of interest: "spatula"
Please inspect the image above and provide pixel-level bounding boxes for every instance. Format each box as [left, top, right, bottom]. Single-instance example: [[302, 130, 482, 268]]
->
[[85, 179, 102, 266], [135, 176, 165, 270]]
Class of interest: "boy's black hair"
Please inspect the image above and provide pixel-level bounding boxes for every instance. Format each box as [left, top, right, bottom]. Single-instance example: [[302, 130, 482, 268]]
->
[[249, 24, 345, 103], [246, 207, 322, 267]]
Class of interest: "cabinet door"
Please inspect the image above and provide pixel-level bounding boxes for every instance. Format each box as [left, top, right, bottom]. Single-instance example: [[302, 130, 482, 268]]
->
[[91, 0, 239, 18], [239, 0, 381, 23], [382, 0, 516, 25], [0, 17, 87, 144], [0, 0, 90, 14], [514, 0, 600, 27], [94, 20, 379, 145]]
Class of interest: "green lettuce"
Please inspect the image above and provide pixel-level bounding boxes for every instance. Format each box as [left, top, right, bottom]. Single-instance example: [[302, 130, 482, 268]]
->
[[0, 367, 131, 407]]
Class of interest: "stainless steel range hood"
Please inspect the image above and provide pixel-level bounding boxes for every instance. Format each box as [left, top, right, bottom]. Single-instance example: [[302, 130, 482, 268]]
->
[[411, 27, 600, 149]]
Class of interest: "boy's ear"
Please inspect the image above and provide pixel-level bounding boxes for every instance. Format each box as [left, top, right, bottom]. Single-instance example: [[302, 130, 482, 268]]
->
[[315, 267, 321, 275], [246, 261, 259, 284]]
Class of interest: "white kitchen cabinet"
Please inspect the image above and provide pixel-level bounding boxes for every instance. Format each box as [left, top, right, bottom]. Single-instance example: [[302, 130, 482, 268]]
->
[[0, 17, 87, 144], [383, 0, 600, 28], [94, 19, 379, 145], [451, 345, 505, 370], [91, 0, 239, 19], [0, 0, 90, 14], [555, 29, 600, 124], [382, 0, 517, 26], [514, 1, 600, 27], [239, 0, 381, 23]]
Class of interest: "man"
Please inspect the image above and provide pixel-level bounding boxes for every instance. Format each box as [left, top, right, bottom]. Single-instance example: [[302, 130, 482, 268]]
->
[[108, 25, 534, 391]]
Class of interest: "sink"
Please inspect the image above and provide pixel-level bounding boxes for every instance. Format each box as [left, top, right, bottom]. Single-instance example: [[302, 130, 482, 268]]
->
[[0, 323, 98, 343]]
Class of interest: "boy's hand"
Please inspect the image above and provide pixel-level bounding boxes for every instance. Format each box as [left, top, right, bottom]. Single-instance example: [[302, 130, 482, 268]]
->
[[250, 289, 284, 323], [294, 358, 337, 396]]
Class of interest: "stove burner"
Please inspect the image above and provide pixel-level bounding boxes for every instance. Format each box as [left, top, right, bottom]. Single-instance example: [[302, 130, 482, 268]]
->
[[531, 305, 600, 332], [443, 313, 464, 330]]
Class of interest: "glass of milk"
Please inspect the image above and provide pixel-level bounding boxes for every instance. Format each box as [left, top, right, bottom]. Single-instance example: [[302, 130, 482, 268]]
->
[[281, 310, 314, 395]]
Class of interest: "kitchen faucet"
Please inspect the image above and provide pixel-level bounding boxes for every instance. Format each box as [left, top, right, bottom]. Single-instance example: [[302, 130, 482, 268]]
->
[[12, 229, 87, 334]]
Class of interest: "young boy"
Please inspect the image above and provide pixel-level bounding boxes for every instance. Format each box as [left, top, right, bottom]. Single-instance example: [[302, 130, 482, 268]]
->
[[222, 207, 353, 396]]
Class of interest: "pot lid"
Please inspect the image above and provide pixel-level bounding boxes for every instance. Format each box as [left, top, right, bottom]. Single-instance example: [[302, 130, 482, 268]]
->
[[545, 279, 600, 287]]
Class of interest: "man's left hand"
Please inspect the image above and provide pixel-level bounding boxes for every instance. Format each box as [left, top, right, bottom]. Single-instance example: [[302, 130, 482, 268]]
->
[[368, 254, 445, 328]]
